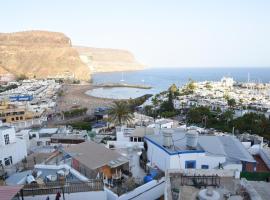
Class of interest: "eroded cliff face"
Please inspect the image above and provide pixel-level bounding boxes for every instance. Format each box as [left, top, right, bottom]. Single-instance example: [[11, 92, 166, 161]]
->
[[75, 46, 144, 73], [0, 31, 91, 80]]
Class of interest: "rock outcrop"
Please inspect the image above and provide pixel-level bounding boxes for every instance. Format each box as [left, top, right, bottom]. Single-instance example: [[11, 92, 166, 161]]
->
[[75, 46, 144, 73], [0, 31, 91, 80]]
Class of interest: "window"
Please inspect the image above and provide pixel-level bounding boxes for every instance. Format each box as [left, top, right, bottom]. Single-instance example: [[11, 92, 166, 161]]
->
[[9, 156, 12, 164], [130, 137, 133, 142], [16, 117, 19, 120], [185, 160, 196, 169], [4, 134, 10, 145], [4, 156, 12, 166], [201, 165, 209, 169], [20, 116, 23, 120], [11, 118, 14, 121]]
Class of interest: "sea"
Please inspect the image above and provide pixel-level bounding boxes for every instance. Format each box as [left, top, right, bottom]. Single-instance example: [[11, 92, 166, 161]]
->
[[87, 67, 270, 99]]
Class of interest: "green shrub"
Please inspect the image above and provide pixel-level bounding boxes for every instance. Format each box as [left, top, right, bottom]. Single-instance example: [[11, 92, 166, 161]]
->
[[240, 172, 270, 181], [69, 121, 92, 131]]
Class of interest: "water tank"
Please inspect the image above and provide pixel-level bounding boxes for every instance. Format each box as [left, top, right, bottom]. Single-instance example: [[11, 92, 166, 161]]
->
[[143, 175, 153, 183], [162, 130, 173, 148], [149, 169, 158, 178], [186, 130, 199, 149], [26, 175, 36, 184], [198, 188, 220, 200]]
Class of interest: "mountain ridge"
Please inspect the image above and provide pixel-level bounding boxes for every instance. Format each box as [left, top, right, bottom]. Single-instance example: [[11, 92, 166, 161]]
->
[[0, 30, 143, 81]]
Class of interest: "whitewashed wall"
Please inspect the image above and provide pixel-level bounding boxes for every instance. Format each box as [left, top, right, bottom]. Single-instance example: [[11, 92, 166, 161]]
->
[[146, 139, 225, 171], [146, 140, 170, 171], [0, 138, 27, 165], [169, 152, 225, 170]]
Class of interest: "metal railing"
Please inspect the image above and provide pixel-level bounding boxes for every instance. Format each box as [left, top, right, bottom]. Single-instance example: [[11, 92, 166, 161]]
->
[[180, 174, 221, 188], [22, 180, 104, 196]]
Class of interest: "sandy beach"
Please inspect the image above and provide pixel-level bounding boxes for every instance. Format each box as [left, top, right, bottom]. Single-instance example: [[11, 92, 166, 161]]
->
[[56, 83, 114, 115]]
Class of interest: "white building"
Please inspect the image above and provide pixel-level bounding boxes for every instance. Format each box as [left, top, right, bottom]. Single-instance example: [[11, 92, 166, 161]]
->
[[147, 118, 174, 129], [0, 125, 27, 166], [144, 128, 256, 172], [106, 126, 154, 149], [220, 77, 234, 88]]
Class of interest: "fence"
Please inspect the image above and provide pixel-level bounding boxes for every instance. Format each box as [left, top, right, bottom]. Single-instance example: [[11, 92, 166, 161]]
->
[[179, 174, 221, 187], [22, 180, 103, 196]]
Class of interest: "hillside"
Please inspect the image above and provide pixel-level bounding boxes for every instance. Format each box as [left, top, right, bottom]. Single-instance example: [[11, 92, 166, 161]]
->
[[0, 31, 91, 80], [75, 46, 144, 73]]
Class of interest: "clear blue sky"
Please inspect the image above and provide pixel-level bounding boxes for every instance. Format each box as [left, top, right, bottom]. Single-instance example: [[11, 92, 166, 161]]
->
[[1, 0, 270, 67]]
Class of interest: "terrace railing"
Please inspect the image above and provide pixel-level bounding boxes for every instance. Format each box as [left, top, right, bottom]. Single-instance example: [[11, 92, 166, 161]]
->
[[21, 179, 103, 196], [180, 174, 221, 188]]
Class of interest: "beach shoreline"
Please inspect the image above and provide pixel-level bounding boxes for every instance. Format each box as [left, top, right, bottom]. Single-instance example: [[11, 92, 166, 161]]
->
[[56, 83, 114, 115]]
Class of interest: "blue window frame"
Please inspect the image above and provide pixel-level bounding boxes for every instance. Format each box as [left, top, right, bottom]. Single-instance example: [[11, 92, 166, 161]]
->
[[201, 165, 209, 169], [185, 160, 196, 169]]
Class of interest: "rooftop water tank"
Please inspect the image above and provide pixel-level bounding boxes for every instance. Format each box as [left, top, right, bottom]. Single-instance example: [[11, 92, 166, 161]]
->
[[26, 175, 36, 184], [143, 175, 153, 183], [198, 188, 220, 200], [162, 130, 173, 148], [186, 130, 199, 149]]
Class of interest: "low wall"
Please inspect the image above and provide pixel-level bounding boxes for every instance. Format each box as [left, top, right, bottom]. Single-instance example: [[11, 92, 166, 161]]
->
[[240, 179, 263, 200], [168, 169, 239, 178], [106, 177, 165, 200], [23, 191, 106, 200], [35, 164, 89, 181], [106, 141, 144, 149]]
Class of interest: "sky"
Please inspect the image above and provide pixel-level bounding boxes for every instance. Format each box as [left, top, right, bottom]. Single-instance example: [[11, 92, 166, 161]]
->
[[1, 0, 270, 68]]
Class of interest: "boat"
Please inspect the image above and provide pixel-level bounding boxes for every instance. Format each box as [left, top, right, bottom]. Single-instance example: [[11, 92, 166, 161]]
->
[[120, 72, 125, 82]]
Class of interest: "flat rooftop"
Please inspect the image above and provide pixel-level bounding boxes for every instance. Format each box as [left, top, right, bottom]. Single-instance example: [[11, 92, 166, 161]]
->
[[51, 133, 86, 140], [166, 170, 264, 200], [145, 128, 255, 163]]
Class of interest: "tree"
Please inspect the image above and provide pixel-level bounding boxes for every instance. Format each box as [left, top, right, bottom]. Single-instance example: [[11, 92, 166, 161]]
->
[[160, 91, 174, 112], [169, 84, 178, 94], [239, 99, 244, 116], [222, 110, 234, 125], [151, 96, 159, 108], [187, 106, 211, 125], [227, 98, 236, 108], [223, 94, 230, 101], [205, 82, 213, 90], [186, 79, 196, 92], [216, 107, 222, 114], [16, 74, 28, 81], [108, 101, 134, 125]]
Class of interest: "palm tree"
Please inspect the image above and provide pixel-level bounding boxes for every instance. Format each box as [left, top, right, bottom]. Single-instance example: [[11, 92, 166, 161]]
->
[[223, 110, 234, 125], [151, 96, 159, 120], [108, 101, 134, 125], [227, 98, 236, 109]]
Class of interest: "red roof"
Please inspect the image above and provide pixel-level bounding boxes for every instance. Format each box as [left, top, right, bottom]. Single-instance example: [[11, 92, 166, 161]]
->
[[0, 185, 23, 200]]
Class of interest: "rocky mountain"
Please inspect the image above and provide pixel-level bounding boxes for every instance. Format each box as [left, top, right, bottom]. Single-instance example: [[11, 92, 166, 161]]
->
[[0, 31, 91, 80], [75, 46, 144, 73], [0, 31, 144, 81]]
